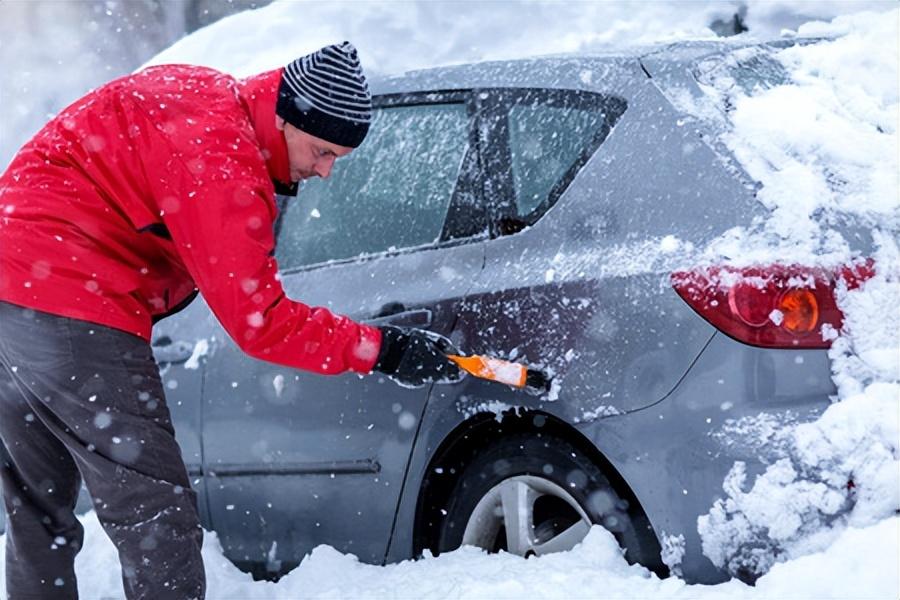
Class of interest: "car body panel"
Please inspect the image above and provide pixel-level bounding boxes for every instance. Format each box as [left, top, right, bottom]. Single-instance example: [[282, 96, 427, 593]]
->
[[455, 78, 763, 417], [201, 227, 485, 567], [574, 332, 834, 583]]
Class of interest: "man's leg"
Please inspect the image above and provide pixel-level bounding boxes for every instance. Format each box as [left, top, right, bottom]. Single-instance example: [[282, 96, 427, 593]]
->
[[0, 362, 84, 600], [0, 303, 205, 600]]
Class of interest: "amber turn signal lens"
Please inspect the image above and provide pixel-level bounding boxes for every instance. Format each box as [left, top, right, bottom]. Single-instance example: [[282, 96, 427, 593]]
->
[[778, 289, 819, 334]]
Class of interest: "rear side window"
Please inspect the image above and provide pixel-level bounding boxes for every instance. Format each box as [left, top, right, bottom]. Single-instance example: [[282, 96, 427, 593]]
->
[[508, 103, 608, 217], [486, 89, 626, 233], [276, 103, 469, 269]]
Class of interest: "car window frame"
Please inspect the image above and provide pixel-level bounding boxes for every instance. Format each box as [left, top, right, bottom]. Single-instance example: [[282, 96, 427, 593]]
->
[[273, 89, 487, 275], [475, 87, 627, 238]]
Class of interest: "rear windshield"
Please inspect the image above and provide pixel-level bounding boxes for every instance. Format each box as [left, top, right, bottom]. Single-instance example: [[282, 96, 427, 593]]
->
[[648, 40, 889, 245], [650, 43, 797, 134], [693, 45, 791, 103]]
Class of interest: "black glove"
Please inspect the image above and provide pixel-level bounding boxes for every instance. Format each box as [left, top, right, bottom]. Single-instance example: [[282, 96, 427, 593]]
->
[[373, 326, 463, 388]]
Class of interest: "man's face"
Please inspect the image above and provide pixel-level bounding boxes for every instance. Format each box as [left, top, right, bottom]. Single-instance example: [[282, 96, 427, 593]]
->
[[276, 116, 354, 182]]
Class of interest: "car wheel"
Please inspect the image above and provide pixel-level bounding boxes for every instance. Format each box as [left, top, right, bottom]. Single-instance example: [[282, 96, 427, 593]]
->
[[437, 433, 643, 561]]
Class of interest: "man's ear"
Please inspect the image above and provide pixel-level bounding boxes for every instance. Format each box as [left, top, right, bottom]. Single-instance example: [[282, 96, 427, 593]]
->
[[275, 115, 285, 131]]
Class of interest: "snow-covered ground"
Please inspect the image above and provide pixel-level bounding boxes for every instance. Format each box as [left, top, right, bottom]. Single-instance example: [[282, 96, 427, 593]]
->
[[2, 0, 898, 598], [5, 510, 895, 599]]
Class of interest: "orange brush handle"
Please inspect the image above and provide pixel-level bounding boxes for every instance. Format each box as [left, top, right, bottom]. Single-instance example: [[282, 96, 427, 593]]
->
[[447, 354, 527, 388]]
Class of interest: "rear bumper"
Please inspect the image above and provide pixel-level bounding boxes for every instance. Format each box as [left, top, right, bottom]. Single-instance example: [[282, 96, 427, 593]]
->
[[577, 331, 834, 582]]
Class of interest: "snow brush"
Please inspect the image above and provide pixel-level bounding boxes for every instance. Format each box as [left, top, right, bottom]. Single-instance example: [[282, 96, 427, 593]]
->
[[446, 354, 552, 394]]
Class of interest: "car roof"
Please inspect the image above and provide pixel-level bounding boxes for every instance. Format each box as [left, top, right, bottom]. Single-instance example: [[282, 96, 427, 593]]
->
[[369, 54, 644, 97], [368, 37, 823, 97]]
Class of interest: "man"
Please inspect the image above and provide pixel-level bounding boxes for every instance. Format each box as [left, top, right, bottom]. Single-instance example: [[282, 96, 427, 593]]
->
[[0, 42, 459, 599]]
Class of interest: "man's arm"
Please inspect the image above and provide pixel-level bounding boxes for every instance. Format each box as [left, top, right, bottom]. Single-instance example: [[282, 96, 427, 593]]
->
[[145, 115, 381, 375]]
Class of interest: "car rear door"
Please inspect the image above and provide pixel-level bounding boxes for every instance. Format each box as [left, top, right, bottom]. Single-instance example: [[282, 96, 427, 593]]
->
[[452, 88, 633, 418], [201, 91, 486, 573], [456, 83, 739, 422]]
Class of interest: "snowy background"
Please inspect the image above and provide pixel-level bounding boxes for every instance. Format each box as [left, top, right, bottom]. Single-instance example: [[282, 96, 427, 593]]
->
[[1, 0, 898, 598]]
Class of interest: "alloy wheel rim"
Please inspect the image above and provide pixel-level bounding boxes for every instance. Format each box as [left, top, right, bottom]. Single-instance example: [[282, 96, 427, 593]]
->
[[461, 474, 593, 557]]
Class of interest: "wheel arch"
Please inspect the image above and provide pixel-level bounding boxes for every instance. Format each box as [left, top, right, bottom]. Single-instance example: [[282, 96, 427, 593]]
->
[[412, 408, 666, 575]]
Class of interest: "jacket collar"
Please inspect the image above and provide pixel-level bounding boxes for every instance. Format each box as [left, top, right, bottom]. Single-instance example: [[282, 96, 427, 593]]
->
[[238, 67, 298, 196]]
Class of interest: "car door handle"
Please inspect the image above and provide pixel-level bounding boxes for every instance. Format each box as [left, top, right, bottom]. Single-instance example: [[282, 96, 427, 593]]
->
[[151, 335, 196, 364], [365, 304, 433, 328]]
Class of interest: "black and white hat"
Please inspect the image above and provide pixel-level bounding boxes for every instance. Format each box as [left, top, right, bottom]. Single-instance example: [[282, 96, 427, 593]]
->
[[276, 42, 372, 148]]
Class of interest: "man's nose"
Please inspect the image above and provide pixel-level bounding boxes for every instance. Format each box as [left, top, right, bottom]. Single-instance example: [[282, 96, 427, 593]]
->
[[315, 156, 335, 179]]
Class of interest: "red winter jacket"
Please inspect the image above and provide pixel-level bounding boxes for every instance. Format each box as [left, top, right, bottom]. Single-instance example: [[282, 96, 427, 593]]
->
[[0, 64, 381, 375]]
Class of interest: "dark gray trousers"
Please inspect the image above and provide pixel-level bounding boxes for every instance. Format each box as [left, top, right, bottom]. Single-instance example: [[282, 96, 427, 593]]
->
[[0, 301, 204, 599]]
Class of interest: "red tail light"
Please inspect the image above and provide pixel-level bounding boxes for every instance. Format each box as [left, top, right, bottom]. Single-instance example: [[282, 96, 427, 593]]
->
[[671, 260, 874, 348]]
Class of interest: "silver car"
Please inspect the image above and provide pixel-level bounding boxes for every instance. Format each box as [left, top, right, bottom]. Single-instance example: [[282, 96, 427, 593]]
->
[[3, 38, 868, 585]]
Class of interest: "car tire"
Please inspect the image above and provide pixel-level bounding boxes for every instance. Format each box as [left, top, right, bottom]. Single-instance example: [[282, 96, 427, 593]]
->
[[437, 432, 649, 564]]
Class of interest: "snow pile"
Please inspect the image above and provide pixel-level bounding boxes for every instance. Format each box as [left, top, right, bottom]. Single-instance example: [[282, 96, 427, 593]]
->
[[690, 10, 900, 580], [709, 13, 898, 259], [830, 235, 900, 396], [143, 0, 893, 78], [1, 510, 897, 599], [698, 255, 900, 580]]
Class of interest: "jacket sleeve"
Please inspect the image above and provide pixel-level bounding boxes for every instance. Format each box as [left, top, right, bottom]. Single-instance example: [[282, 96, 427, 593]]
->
[[143, 107, 381, 375]]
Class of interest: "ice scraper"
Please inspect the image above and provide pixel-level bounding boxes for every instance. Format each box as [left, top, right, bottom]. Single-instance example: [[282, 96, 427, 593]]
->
[[447, 354, 552, 394]]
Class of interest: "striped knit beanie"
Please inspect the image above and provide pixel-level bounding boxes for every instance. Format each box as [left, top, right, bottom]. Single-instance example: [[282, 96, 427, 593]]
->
[[276, 42, 372, 148]]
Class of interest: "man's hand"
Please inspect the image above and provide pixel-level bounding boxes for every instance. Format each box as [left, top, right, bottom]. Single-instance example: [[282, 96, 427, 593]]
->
[[372, 326, 463, 387]]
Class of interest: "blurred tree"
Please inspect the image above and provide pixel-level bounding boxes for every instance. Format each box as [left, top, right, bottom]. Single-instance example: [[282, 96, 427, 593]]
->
[[710, 4, 749, 37], [0, 0, 272, 168]]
